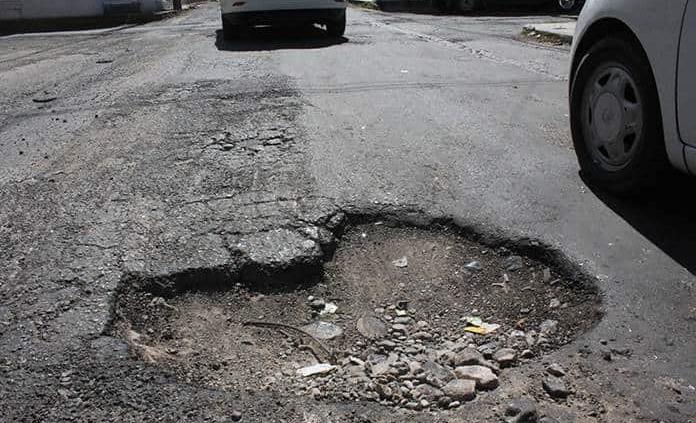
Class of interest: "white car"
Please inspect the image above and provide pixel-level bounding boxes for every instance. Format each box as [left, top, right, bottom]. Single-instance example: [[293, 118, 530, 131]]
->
[[570, 0, 695, 193], [220, 0, 347, 39]]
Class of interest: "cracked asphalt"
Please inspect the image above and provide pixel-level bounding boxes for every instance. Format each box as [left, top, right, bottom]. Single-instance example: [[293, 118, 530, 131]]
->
[[0, 3, 694, 422]]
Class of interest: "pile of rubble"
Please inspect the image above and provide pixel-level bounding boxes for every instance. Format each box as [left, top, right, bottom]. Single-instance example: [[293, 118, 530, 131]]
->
[[272, 299, 568, 411]]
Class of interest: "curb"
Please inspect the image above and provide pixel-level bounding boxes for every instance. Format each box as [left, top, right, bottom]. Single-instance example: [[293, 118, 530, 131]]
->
[[522, 23, 574, 44], [348, 0, 380, 10]]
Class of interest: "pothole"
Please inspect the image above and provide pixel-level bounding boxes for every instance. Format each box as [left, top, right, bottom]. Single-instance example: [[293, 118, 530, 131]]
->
[[111, 219, 601, 412]]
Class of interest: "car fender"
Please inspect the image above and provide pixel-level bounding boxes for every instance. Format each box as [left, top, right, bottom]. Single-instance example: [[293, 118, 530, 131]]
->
[[572, 0, 689, 173]]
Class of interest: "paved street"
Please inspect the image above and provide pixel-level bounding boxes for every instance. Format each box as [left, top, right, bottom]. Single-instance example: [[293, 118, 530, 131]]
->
[[1, 3, 694, 422]]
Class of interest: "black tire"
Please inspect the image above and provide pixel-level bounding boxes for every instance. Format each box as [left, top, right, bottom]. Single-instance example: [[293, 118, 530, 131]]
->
[[558, 0, 584, 13], [222, 18, 240, 40], [570, 36, 668, 195], [433, 0, 449, 11], [326, 12, 346, 37], [455, 0, 482, 12]]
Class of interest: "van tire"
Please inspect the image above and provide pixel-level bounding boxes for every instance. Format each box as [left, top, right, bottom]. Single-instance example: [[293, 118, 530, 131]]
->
[[326, 12, 346, 37]]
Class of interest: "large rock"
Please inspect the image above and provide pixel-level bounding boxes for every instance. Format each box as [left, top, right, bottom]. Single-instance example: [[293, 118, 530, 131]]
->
[[421, 361, 455, 388], [546, 363, 566, 377], [505, 398, 538, 423], [542, 376, 570, 399], [370, 353, 399, 377], [453, 348, 485, 366], [300, 321, 343, 340], [412, 383, 444, 402], [442, 379, 476, 402], [297, 363, 336, 377], [454, 365, 499, 390], [494, 348, 517, 368], [357, 315, 388, 339]]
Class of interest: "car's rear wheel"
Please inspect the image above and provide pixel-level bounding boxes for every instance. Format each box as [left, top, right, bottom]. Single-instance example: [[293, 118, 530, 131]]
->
[[326, 12, 346, 37], [570, 36, 668, 195], [456, 0, 481, 12], [558, 0, 582, 13]]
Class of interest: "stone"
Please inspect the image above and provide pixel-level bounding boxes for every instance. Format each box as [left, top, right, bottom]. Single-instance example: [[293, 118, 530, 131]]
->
[[395, 309, 408, 317], [297, 364, 336, 377], [437, 396, 452, 407], [539, 417, 560, 423], [478, 342, 499, 359], [546, 363, 566, 377], [494, 348, 517, 368], [438, 350, 457, 366], [357, 315, 388, 339], [375, 384, 393, 399], [454, 348, 485, 366], [320, 302, 338, 315], [421, 361, 455, 388], [504, 255, 525, 271], [543, 376, 570, 399], [412, 331, 432, 341], [409, 361, 423, 375], [309, 298, 325, 310], [392, 256, 408, 268], [464, 260, 482, 271], [300, 321, 343, 340], [412, 383, 444, 402], [416, 320, 429, 329], [542, 268, 552, 282], [391, 323, 408, 333], [231, 410, 243, 421], [504, 398, 538, 423], [549, 298, 561, 309], [442, 379, 476, 401], [521, 349, 534, 359], [378, 340, 397, 350], [449, 401, 461, 408], [393, 316, 412, 325], [454, 365, 499, 390], [539, 320, 558, 336], [371, 353, 399, 376]]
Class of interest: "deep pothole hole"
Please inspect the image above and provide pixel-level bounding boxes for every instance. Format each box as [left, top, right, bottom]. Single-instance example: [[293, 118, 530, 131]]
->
[[112, 220, 601, 411]]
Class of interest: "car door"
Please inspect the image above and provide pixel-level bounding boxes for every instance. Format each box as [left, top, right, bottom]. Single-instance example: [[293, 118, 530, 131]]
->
[[678, 0, 696, 146]]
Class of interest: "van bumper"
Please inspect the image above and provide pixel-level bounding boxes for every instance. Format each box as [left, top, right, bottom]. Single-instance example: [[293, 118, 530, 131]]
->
[[222, 8, 345, 26]]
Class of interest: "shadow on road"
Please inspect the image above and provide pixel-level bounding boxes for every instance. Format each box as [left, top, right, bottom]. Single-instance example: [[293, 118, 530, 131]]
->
[[215, 26, 348, 52], [587, 172, 696, 276], [378, 1, 579, 17]]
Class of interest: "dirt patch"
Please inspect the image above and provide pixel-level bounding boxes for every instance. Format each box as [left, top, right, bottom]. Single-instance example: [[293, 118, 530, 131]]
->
[[112, 220, 601, 412]]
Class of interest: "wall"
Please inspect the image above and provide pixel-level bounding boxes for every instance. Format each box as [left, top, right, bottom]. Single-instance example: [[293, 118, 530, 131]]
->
[[0, 0, 171, 21], [0, 0, 103, 20]]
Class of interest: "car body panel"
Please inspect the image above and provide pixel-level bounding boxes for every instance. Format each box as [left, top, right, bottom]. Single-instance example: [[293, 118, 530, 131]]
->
[[678, 0, 696, 148], [221, 0, 346, 15], [572, 0, 690, 173]]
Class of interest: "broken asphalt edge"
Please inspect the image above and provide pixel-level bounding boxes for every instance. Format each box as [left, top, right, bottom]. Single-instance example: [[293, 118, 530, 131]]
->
[[102, 204, 605, 341]]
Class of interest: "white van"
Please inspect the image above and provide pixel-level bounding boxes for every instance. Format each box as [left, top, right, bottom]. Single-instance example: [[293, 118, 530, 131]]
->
[[220, 0, 347, 39]]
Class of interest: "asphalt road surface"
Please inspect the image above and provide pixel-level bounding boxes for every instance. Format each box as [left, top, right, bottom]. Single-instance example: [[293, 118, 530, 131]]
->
[[0, 3, 694, 422]]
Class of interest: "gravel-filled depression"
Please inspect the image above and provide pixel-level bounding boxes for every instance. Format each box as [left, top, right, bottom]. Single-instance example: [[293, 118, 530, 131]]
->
[[112, 221, 602, 412]]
